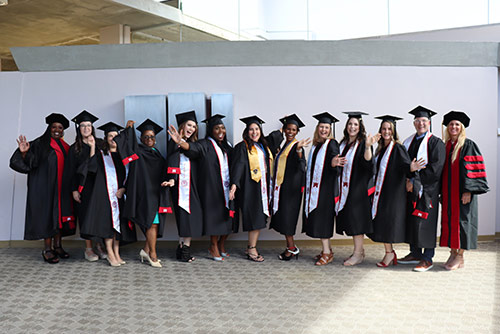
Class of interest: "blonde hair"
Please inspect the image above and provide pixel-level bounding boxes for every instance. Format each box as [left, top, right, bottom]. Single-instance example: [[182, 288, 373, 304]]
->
[[312, 123, 333, 146], [442, 121, 466, 162]]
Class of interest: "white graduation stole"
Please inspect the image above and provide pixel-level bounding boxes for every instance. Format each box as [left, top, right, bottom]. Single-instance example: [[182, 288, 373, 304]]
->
[[305, 139, 330, 217], [208, 137, 230, 209], [178, 153, 191, 214], [403, 132, 431, 198], [102, 151, 121, 233], [255, 144, 270, 217], [335, 140, 359, 214], [371, 141, 394, 219]]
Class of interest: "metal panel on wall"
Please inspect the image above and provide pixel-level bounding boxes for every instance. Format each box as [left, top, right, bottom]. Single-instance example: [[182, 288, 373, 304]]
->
[[124, 95, 167, 157], [167, 93, 207, 139], [210, 93, 234, 145]]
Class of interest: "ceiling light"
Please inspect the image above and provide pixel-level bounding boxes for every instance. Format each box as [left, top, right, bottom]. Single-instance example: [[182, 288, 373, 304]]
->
[[0, 0, 8, 6]]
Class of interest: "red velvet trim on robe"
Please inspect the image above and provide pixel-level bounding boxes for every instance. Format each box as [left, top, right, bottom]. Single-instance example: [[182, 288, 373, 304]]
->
[[440, 142, 460, 249], [50, 138, 69, 229]]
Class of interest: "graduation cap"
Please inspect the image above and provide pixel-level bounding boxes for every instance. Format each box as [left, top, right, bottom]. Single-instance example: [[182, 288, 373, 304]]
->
[[175, 111, 197, 126], [240, 115, 265, 126], [136, 118, 163, 135], [343, 111, 369, 119], [202, 114, 226, 127], [443, 111, 470, 128], [45, 113, 70, 129], [375, 115, 403, 125], [408, 105, 437, 119], [97, 121, 124, 135], [279, 114, 305, 128], [71, 110, 99, 124]]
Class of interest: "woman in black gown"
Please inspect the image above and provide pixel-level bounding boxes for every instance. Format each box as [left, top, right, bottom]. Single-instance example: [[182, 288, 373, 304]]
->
[[10, 113, 75, 263], [336, 112, 374, 266], [165, 111, 203, 262], [303, 112, 343, 266], [229, 116, 282, 262], [368, 115, 424, 267], [270, 114, 310, 261]]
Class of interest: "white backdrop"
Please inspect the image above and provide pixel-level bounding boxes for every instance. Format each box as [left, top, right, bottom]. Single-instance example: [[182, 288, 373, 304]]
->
[[0, 65, 497, 240]]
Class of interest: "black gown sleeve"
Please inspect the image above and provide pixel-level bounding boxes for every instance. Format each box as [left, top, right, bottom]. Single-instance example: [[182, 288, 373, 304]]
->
[[10, 147, 36, 174], [266, 130, 284, 156], [230, 142, 246, 189]]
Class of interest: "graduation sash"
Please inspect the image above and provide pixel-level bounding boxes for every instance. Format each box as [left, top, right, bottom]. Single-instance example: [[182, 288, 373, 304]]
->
[[403, 132, 431, 199], [208, 137, 230, 209], [246, 141, 274, 182], [335, 140, 359, 214], [178, 153, 191, 214], [305, 139, 330, 217], [371, 141, 394, 219], [102, 151, 121, 233], [272, 139, 297, 214]]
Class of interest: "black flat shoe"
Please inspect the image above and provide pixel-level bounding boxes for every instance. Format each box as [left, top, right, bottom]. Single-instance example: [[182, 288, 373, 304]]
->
[[42, 250, 59, 264], [53, 247, 70, 259]]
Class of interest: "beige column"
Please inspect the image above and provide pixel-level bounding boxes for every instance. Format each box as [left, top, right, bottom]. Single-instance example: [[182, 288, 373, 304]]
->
[[99, 24, 131, 44]]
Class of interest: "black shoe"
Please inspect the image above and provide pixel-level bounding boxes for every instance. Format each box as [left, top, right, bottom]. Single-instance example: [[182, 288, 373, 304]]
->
[[53, 246, 70, 259], [278, 247, 300, 261], [176, 244, 182, 260], [42, 250, 59, 264], [180, 244, 195, 262]]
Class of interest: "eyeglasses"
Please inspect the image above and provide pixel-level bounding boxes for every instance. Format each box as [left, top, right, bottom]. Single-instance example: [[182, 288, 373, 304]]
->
[[142, 135, 156, 140]]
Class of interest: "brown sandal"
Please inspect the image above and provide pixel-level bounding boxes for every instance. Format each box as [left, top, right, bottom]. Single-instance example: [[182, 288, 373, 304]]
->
[[314, 248, 333, 261], [315, 252, 333, 266]]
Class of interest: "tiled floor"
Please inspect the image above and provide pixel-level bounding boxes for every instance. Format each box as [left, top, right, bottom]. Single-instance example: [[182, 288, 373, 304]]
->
[[0, 241, 498, 333]]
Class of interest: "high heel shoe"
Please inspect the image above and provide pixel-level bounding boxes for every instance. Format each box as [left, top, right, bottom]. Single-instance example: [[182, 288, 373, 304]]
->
[[180, 244, 195, 262], [139, 249, 150, 263], [208, 250, 224, 262], [53, 246, 70, 259], [315, 251, 333, 266], [445, 253, 464, 271], [343, 250, 365, 266], [42, 250, 59, 264], [376, 250, 397, 267], [315, 248, 332, 261], [278, 246, 300, 261], [246, 246, 264, 262], [107, 257, 121, 267], [84, 248, 99, 262]]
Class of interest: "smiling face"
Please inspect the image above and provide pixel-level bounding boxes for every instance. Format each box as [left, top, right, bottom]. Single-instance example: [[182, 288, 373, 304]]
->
[[380, 121, 393, 144], [347, 118, 360, 140], [106, 131, 118, 151], [182, 120, 197, 140], [141, 129, 156, 148], [248, 123, 261, 142], [211, 123, 226, 143], [317, 123, 331, 141], [447, 120, 462, 140], [284, 123, 298, 142], [79, 121, 93, 139], [50, 122, 64, 140], [413, 117, 430, 136]]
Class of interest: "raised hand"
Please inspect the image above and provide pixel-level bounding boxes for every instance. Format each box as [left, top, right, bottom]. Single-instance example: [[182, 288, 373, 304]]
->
[[167, 125, 182, 144], [366, 133, 381, 147], [126, 120, 135, 128], [331, 154, 347, 167], [410, 158, 426, 172], [16, 135, 30, 153], [87, 135, 95, 147], [297, 137, 312, 150]]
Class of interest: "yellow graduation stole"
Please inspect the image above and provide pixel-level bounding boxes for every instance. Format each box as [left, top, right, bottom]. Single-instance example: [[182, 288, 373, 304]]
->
[[275, 139, 297, 186], [246, 141, 274, 182]]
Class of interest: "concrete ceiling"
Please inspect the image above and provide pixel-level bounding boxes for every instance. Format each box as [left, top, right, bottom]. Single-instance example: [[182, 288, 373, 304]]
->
[[0, 0, 259, 71]]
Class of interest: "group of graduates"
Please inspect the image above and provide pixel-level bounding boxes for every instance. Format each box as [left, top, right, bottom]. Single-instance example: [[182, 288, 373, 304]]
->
[[10, 105, 489, 272]]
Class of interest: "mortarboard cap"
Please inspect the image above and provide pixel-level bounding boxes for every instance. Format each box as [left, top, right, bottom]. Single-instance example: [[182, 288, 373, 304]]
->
[[45, 113, 70, 129], [202, 114, 225, 127], [443, 111, 470, 128], [71, 110, 99, 124], [97, 121, 124, 135], [240, 115, 265, 126], [279, 114, 305, 128], [176, 111, 198, 126], [409, 105, 437, 119], [313, 112, 339, 124], [343, 111, 369, 119], [136, 118, 163, 135], [375, 115, 403, 125]]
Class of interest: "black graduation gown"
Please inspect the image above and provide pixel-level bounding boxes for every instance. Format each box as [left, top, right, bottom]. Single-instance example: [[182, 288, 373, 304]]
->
[[270, 141, 306, 236], [167, 139, 203, 238], [189, 138, 234, 236], [440, 138, 488, 250], [79, 151, 137, 241], [231, 130, 283, 232], [405, 134, 445, 248], [113, 126, 168, 237], [9, 136, 75, 240], [368, 143, 411, 243], [336, 140, 374, 236], [302, 139, 339, 239], [63, 143, 94, 239]]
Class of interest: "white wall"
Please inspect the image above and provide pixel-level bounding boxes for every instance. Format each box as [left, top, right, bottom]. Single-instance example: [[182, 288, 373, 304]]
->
[[1, 65, 497, 240]]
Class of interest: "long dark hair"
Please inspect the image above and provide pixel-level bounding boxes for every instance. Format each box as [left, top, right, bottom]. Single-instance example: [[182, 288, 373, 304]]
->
[[375, 121, 400, 156], [242, 122, 269, 153], [341, 117, 367, 146], [74, 124, 96, 153]]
